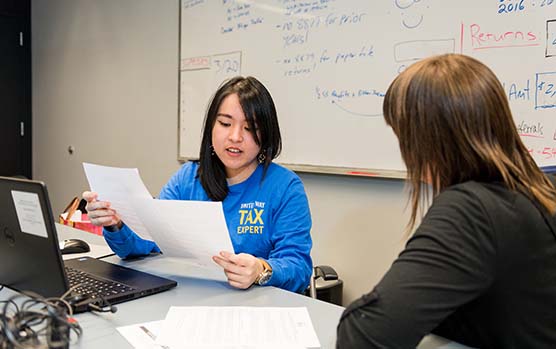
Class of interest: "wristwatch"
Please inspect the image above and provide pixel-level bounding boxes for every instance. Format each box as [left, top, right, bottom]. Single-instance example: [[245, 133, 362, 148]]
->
[[255, 259, 272, 286]]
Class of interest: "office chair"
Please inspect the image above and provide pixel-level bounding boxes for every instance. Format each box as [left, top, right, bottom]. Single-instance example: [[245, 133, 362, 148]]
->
[[306, 265, 343, 305]]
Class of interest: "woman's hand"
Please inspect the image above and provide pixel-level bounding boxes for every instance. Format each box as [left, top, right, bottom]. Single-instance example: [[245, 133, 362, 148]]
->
[[82, 191, 122, 229], [212, 251, 264, 289]]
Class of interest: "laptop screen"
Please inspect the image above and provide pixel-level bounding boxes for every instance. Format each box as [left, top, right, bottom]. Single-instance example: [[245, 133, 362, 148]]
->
[[0, 176, 69, 297]]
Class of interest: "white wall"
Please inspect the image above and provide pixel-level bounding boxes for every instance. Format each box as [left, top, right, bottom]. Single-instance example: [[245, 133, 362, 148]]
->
[[32, 0, 410, 304]]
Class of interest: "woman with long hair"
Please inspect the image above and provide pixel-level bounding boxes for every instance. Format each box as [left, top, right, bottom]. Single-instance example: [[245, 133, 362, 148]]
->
[[84, 76, 312, 293], [337, 54, 556, 348]]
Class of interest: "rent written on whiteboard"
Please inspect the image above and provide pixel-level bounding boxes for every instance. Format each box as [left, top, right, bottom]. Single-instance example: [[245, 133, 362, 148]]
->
[[179, 0, 556, 177]]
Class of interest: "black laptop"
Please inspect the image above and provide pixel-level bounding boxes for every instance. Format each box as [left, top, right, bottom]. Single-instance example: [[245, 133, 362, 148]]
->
[[0, 176, 177, 313]]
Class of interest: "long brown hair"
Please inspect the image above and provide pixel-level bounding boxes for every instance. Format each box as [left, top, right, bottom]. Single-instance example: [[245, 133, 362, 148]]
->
[[383, 54, 556, 232]]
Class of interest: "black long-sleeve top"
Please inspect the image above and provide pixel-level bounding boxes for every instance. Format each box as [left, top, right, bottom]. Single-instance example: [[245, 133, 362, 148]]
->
[[337, 180, 556, 348]]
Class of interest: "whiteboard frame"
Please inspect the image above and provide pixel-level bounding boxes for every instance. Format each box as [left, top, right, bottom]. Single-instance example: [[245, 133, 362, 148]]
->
[[177, 155, 406, 179]]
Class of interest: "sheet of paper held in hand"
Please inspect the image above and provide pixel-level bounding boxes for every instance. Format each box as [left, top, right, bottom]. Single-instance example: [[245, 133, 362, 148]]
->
[[156, 306, 320, 349], [83, 163, 234, 274]]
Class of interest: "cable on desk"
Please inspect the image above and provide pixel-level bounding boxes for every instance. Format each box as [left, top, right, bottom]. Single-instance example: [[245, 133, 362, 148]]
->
[[0, 290, 82, 349]]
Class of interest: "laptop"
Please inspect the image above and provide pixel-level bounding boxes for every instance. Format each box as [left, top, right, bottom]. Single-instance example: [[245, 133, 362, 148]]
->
[[0, 176, 177, 313]]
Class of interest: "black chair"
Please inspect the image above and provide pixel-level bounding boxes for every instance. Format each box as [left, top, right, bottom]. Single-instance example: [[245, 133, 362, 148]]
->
[[306, 265, 343, 306]]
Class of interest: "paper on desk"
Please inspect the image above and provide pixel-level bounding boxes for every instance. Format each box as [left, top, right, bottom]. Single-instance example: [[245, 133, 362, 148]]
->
[[83, 163, 154, 240], [157, 306, 320, 349], [83, 163, 234, 272], [117, 320, 167, 349]]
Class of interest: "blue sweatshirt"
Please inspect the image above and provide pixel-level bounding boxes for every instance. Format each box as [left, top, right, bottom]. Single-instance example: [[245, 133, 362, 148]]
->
[[103, 162, 313, 293]]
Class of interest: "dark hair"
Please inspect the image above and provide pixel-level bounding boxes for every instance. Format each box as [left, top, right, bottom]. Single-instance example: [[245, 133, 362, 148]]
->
[[197, 76, 282, 201], [383, 54, 556, 232]]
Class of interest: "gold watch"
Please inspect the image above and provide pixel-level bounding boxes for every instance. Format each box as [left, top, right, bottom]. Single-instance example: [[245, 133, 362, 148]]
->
[[255, 259, 272, 286]]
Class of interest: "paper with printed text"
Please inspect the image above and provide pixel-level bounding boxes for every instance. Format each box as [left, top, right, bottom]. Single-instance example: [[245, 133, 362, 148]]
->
[[157, 306, 320, 348], [83, 163, 234, 274]]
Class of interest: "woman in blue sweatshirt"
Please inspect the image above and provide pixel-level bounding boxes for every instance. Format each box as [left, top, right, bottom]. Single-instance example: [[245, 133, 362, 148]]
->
[[83, 77, 312, 293]]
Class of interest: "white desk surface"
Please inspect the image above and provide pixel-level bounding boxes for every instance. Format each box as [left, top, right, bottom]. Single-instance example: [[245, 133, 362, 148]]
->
[[1, 224, 469, 349]]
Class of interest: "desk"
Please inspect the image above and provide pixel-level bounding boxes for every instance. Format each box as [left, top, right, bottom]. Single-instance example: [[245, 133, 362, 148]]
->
[[1, 224, 469, 349]]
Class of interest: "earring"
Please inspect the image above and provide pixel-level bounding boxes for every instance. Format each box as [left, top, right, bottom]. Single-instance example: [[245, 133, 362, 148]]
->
[[210, 145, 215, 156], [258, 151, 266, 164]]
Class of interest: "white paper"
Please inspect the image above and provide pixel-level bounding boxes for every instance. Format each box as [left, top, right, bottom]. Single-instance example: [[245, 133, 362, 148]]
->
[[83, 163, 234, 272], [117, 320, 168, 349], [157, 306, 320, 348], [137, 199, 234, 270], [83, 163, 155, 240], [11, 190, 48, 238]]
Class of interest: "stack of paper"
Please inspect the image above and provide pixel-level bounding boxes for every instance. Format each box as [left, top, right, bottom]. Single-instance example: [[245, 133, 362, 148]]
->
[[117, 306, 321, 348], [83, 163, 234, 272]]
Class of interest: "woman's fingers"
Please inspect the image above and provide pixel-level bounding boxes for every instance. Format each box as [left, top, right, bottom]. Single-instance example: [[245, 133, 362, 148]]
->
[[82, 191, 121, 227], [213, 252, 262, 289]]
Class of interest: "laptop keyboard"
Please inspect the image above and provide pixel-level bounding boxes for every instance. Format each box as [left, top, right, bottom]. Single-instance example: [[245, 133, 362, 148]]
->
[[65, 266, 136, 299]]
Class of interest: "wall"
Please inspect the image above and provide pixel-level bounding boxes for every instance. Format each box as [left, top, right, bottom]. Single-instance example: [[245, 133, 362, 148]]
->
[[32, 0, 410, 304]]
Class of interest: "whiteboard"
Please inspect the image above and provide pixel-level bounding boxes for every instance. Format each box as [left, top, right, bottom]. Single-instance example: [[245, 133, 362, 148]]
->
[[179, 0, 556, 178]]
